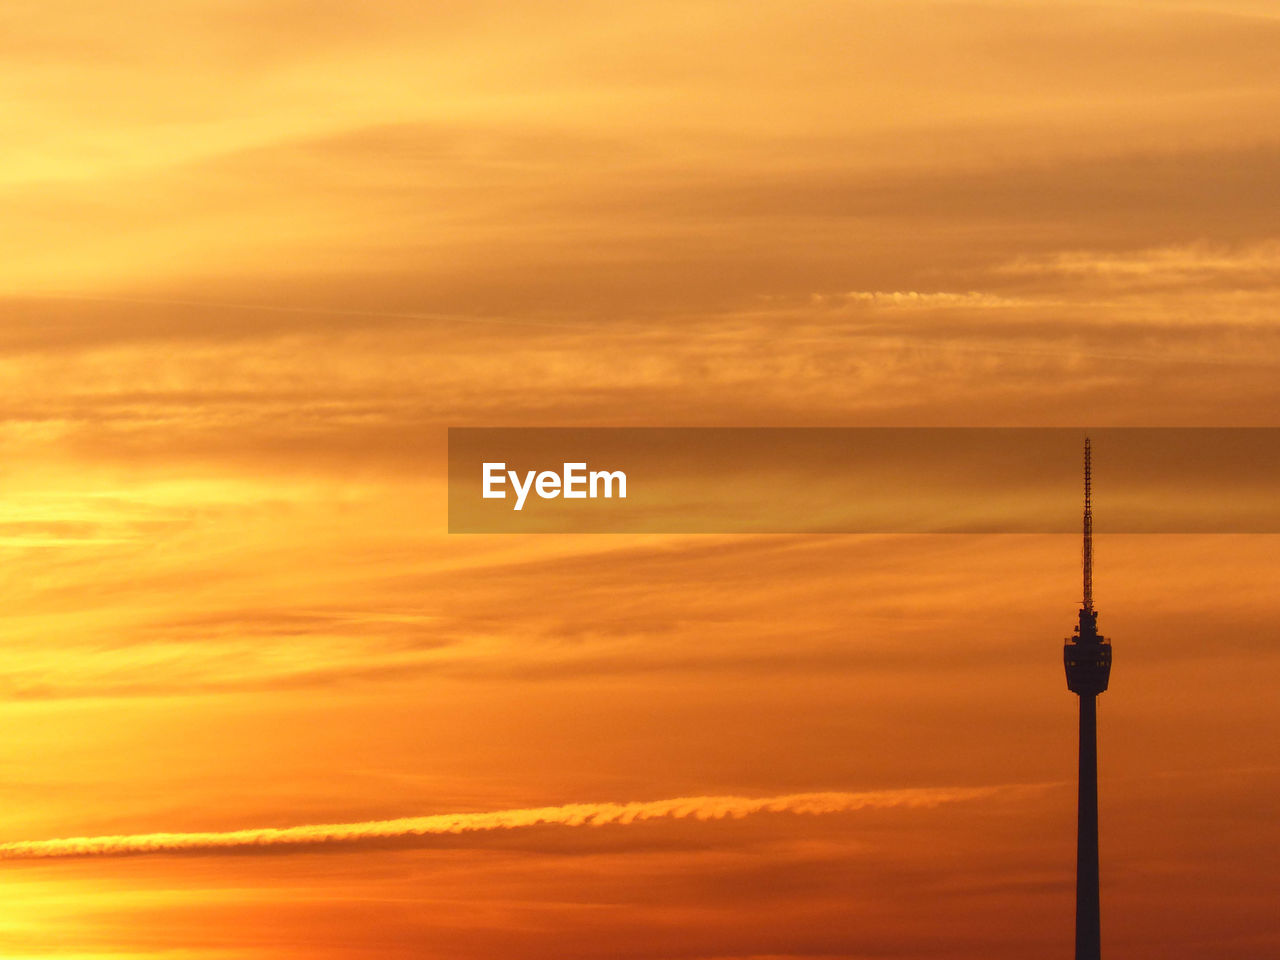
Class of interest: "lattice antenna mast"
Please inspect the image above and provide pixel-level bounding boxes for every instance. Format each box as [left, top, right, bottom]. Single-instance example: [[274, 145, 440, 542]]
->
[[1082, 437, 1093, 614]]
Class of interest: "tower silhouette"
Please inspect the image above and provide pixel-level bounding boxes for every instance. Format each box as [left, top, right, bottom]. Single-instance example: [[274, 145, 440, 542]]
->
[[1063, 438, 1111, 960]]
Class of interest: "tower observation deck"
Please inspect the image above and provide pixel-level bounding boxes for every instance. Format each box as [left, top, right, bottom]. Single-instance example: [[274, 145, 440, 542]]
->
[[1063, 437, 1111, 960]]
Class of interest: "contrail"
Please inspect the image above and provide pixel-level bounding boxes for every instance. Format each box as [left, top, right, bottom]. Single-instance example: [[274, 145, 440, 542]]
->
[[0, 784, 1045, 861]]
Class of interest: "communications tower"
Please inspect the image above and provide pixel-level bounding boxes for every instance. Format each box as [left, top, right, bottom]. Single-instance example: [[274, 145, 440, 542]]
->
[[1063, 437, 1111, 960]]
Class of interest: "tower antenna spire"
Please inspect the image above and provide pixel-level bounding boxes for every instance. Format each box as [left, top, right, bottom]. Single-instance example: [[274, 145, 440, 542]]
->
[[1083, 437, 1093, 613]]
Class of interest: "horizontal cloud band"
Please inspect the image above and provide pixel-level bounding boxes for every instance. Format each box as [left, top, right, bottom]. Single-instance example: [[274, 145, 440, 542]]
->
[[0, 784, 1038, 860]]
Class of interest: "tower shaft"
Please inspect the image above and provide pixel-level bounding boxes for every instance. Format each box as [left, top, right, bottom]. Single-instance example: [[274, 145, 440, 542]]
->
[[1075, 694, 1101, 960]]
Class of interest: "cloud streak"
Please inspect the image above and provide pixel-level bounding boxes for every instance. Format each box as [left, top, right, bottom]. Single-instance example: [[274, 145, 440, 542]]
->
[[996, 242, 1280, 283], [0, 784, 1038, 861]]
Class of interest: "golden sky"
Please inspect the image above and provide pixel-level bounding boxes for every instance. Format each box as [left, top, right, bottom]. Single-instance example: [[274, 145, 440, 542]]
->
[[1, 1, 1279, 957]]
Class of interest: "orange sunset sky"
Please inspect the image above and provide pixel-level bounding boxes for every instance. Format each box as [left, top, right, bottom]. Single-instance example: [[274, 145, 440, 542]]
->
[[2, 1, 1279, 957]]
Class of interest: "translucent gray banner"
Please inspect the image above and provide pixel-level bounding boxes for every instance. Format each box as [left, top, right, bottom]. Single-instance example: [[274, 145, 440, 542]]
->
[[447, 428, 1280, 533]]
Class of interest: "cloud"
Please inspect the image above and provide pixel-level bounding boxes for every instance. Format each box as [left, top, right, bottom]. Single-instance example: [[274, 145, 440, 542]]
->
[[0, 783, 1039, 860], [798, 291, 1037, 310], [996, 242, 1280, 284]]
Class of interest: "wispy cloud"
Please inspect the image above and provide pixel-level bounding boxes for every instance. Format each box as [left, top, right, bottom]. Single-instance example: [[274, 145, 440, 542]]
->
[[0, 784, 1043, 860], [996, 242, 1280, 283], [806, 291, 1036, 309]]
